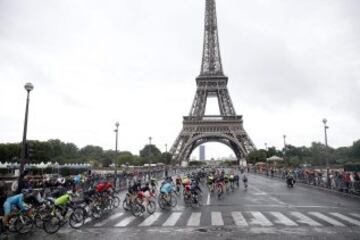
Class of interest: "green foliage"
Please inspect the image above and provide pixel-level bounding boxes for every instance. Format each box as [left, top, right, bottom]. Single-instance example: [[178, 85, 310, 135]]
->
[[219, 160, 238, 166], [139, 144, 161, 158], [247, 150, 267, 164], [1, 138, 360, 168], [350, 140, 360, 159], [189, 161, 206, 166]]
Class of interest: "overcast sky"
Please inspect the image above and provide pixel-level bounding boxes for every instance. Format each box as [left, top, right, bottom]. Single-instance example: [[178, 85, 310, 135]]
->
[[0, 0, 359, 160]]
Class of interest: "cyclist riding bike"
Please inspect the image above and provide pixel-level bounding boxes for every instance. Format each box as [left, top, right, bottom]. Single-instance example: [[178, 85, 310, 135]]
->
[[207, 174, 214, 192], [2, 192, 29, 227], [286, 172, 295, 187], [242, 174, 248, 188], [175, 175, 182, 193], [182, 176, 191, 187], [159, 181, 174, 202], [224, 173, 230, 190], [215, 172, 225, 196]]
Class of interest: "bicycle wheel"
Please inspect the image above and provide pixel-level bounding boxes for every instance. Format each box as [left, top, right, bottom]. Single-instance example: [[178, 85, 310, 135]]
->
[[8, 215, 17, 233], [123, 199, 130, 211], [15, 215, 33, 234], [91, 204, 103, 219], [158, 195, 166, 209], [43, 216, 61, 234], [170, 195, 177, 207], [34, 212, 44, 228], [111, 196, 120, 209], [146, 201, 156, 215], [69, 208, 85, 229], [130, 203, 143, 217]]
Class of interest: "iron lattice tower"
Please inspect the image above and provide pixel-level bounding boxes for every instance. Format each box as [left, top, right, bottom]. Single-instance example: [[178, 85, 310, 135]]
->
[[170, 0, 256, 166]]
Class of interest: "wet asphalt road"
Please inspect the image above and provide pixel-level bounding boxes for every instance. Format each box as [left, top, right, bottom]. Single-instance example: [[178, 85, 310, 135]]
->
[[11, 174, 360, 240]]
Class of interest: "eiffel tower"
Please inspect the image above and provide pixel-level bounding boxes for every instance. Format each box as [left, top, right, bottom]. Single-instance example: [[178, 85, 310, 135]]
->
[[170, 0, 256, 166]]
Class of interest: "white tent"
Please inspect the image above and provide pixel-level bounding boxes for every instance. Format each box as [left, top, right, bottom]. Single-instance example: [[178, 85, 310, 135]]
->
[[266, 155, 284, 161], [38, 162, 47, 169]]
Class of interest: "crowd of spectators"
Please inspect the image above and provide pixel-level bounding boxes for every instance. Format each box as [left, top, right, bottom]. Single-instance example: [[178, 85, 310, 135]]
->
[[257, 166, 360, 194]]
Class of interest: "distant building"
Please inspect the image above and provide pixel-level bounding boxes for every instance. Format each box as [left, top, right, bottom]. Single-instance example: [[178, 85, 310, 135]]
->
[[199, 145, 205, 161]]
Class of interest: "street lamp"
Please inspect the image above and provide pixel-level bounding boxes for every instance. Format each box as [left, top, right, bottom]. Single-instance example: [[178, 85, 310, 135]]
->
[[114, 122, 119, 177], [149, 136, 152, 178], [323, 118, 330, 186], [165, 144, 168, 153], [20, 83, 34, 177], [283, 134, 287, 165]]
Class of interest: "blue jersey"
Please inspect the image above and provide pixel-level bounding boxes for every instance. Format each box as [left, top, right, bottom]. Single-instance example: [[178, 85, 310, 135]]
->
[[74, 175, 81, 184], [3, 193, 27, 215], [160, 183, 173, 194]]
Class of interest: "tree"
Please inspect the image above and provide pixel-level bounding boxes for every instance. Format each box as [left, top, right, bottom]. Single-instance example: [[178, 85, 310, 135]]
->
[[350, 139, 360, 160], [139, 144, 161, 158], [159, 152, 173, 165], [247, 150, 266, 164]]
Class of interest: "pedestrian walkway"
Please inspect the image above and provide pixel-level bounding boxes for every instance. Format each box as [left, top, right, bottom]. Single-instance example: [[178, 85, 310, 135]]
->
[[88, 210, 360, 228]]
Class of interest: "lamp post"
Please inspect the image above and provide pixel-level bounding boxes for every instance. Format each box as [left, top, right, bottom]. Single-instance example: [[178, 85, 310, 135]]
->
[[265, 142, 269, 174], [149, 136, 152, 178], [165, 144, 168, 153], [20, 83, 34, 177], [283, 134, 287, 166], [114, 122, 119, 178], [323, 118, 330, 187]]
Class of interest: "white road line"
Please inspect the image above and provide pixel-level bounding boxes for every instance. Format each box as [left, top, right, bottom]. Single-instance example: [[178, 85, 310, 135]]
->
[[231, 212, 248, 227], [270, 212, 298, 226], [308, 212, 345, 227], [350, 213, 360, 219], [139, 212, 162, 227], [330, 213, 360, 226], [162, 212, 183, 226], [206, 193, 211, 205], [211, 212, 224, 226], [249, 211, 273, 226], [187, 212, 201, 226], [290, 212, 322, 226], [95, 212, 124, 227], [115, 215, 137, 227]]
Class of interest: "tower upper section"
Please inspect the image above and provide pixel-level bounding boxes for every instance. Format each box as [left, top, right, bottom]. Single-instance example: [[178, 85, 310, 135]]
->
[[200, 0, 224, 77]]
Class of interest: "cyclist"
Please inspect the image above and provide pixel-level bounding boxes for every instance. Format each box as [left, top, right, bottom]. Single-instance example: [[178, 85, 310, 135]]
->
[[2, 192, 29, 227], [215, 172, 225, 196], [224, 173, 230, 191], [160, 181, 174, 203], [286, 171, 295, 187], [175, 175, 182, 194], [207, 174, 214, 192], [242, 174, 248, 188], [182, 175, 191, 187]]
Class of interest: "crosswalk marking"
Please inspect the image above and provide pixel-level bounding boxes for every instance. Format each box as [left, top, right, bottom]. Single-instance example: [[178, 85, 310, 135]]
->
[[330, 213, 360, 226], [115, 215, 137, 227], [308, 212, 345, 227], [249, 211, 273, 226], [105, 211, 360, 228], [290, 212, 322, 226], [231, 212, 248, 226], [270, 212, 298, 226], [95, 212, 124, 227], [211, 212, 224, 226], [163, 212, 183, 226], [139, 212, 162, 227], [350, 213, 360, 219], [187, 212, 201, 226]]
